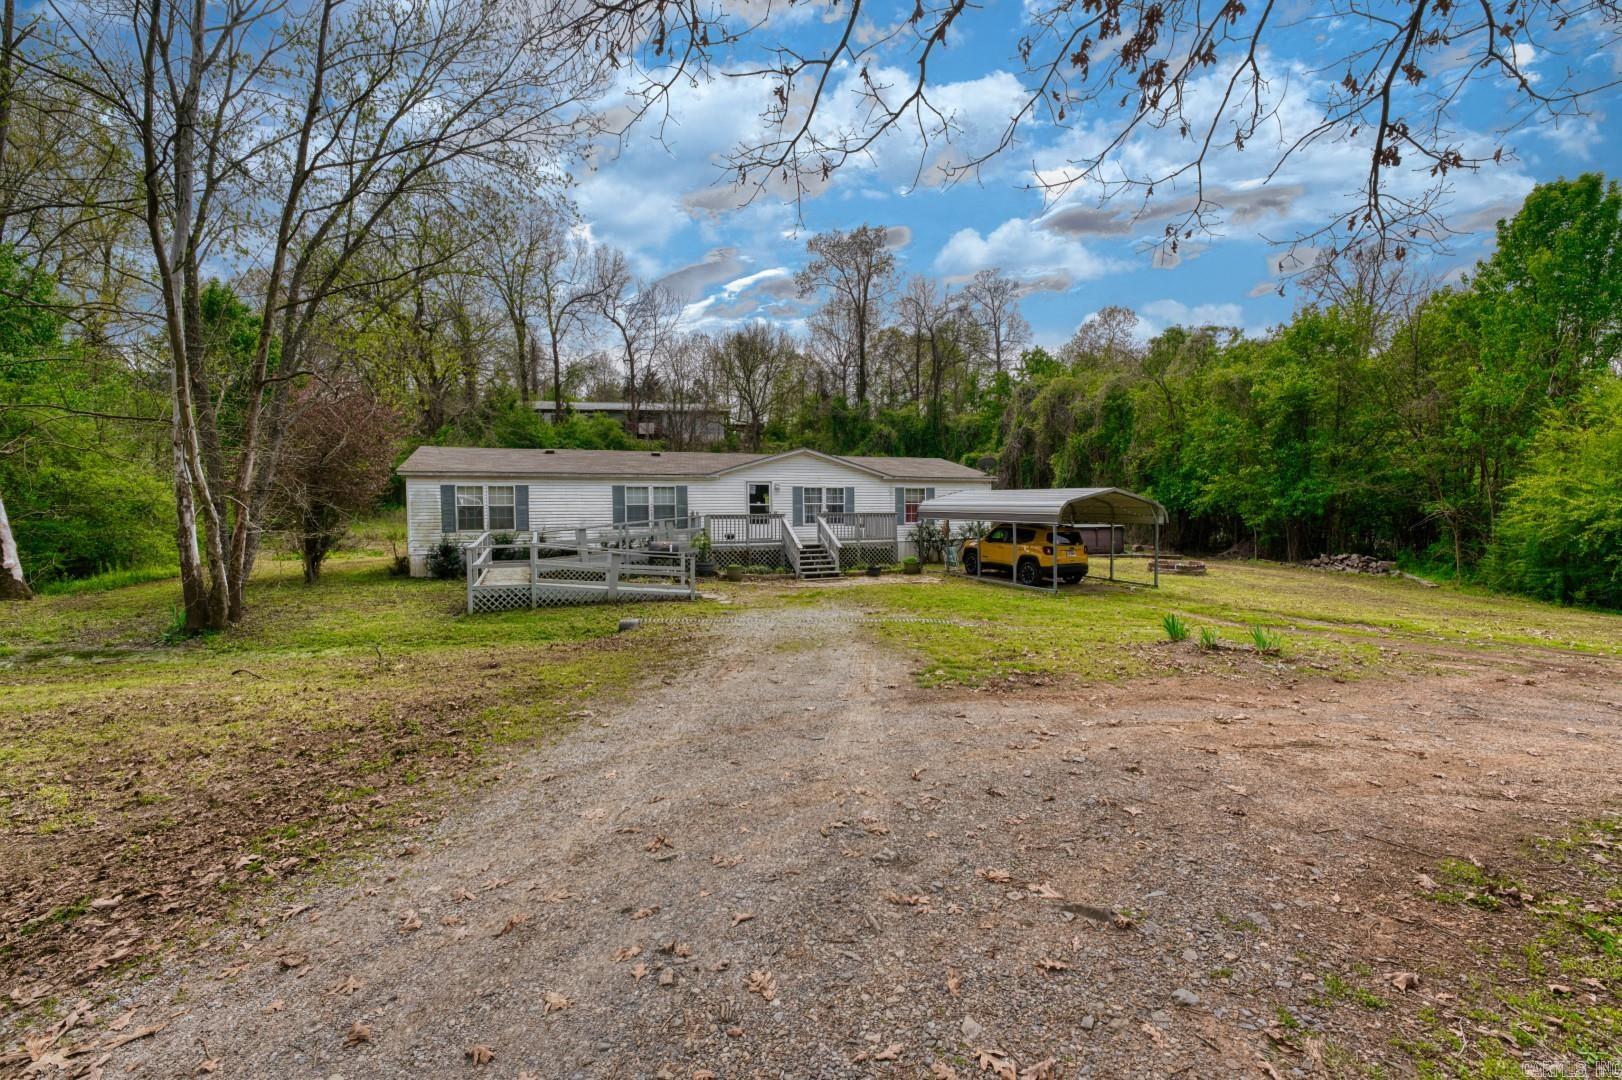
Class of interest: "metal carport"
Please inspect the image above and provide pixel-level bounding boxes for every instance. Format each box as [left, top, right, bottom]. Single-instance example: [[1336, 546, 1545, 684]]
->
[[917, 487, 1170, 592]]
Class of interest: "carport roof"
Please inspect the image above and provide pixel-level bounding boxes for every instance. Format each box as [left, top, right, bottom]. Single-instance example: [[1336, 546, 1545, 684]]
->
[[918, 487, 1168, 526]]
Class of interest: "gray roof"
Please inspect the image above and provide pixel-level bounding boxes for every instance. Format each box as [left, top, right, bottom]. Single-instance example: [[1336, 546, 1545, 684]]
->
[[918, 487, 1168, 526], [398, 446, 989, 482]]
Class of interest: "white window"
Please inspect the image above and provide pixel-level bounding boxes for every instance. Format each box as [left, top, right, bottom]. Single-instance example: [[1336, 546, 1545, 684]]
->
[[624, 485, 650, 524], [802, 487, 847, 520], [902, 487, 926, 524], [623, 485, 680, 525], [486, 486, 515, 531], [652, 485, 678, 523], [455, 485, 485, 531]]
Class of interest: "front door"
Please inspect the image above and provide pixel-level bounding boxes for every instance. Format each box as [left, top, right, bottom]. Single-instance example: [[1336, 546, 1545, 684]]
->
[[747, 482, 771, 516]]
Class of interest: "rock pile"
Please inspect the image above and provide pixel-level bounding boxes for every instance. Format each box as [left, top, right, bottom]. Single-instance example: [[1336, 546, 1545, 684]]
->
[[1305, 553, 1398, 575]]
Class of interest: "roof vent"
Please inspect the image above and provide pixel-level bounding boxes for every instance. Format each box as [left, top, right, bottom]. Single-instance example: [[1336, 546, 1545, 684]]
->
[[650, 451, 662, 456], [543, 448, 555, 454]]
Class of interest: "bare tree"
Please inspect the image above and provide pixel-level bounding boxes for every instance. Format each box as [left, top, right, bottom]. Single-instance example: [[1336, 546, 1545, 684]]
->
[[796, 226, 894, 405], [963, 269, 1030, 378], [712, 322, 794, 451], [597, 266, 681, 435], [43, 0, 598, 629], [536, 235, 617, 418]]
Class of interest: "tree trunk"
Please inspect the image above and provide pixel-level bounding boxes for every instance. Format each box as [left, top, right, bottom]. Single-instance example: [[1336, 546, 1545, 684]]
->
[[0, 487, 30, 600], [548, 327, 565, 422]]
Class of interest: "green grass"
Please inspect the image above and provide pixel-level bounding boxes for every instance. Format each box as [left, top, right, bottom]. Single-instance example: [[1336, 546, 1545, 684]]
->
[[0, 545, 720, 1010], [807, 560, 1622, 687], [1394, 818, 1622, 1078]]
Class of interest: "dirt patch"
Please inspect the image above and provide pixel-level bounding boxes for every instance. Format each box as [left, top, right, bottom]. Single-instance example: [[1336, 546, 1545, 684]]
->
[[0, 633, 684, 1026], [17, 616, 1616, 1078]]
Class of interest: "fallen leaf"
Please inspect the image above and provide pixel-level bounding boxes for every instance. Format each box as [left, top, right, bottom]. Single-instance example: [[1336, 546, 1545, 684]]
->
[[658, 967, 676, 987], [262, 1000, 285, 1015], [108, 1009, 136, 1032], [1037, 957, 1071, 972], [542, 991, 570, 1013], [397, 912, 422, 933], [1390, 971, 1420, 992], [945, 968, 962, 996], [931, 1064, 960, 1079], [978, 868, 1012, 884], [630, 906, 660, 920], [345, 1021, 373, 1046], [874, 1042, 903, 1061], [196, 1056, 220, 1074], [277, 953, 307, 969], [612, 945, 643, 963], [631, 963, 650, 982], [745, 969, 777, 1001], [731, 911, 755, 928], [466, 1044, 494, 1066], [495, 912, 532, 937], [330, 976, 364, 996]]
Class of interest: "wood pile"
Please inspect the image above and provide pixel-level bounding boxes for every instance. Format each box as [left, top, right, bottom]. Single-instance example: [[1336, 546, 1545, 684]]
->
[[1152, 558, 1208, 575], [1305, 553, 1398, 575]]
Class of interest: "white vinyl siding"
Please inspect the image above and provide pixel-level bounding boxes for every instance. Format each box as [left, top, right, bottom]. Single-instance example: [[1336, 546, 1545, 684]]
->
[[401, 450, 991, 574]]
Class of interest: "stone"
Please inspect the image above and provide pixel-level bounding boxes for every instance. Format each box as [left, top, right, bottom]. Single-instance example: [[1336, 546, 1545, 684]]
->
[[1172, 988, 1199, 1007], [960, 1016, 984, 1041]]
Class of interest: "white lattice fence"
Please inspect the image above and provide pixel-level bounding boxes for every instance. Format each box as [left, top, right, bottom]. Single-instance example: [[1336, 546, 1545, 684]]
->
[[711, 546, 786, 570], [840, 541, 900, 570]]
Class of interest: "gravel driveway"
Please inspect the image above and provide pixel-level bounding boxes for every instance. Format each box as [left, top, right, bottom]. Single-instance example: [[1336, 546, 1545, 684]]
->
[[79, 613, 1622, 1078]]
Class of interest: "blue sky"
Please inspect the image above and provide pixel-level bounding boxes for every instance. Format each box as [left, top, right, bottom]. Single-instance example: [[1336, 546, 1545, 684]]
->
[[570, 0, 1621, 349]]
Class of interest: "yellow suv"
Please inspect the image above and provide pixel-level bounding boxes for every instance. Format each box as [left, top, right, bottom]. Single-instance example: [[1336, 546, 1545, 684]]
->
[[960, 525, 1090, 585]]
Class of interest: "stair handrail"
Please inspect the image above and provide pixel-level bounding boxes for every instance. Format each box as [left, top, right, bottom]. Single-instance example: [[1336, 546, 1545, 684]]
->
[[815, 514, 842, 565], [782, 522, 803, 576]]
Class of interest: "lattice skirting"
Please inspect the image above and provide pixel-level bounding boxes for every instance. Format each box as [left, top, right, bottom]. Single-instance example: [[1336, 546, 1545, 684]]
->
[[470, 584, 692, 611], [710, 546, 787, 570], [839, 541, 900, 570]]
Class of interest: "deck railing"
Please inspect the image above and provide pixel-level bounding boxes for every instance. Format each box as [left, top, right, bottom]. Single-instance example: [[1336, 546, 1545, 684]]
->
[[704, 512, 783, 545], [819, 511, 898, 543], [462, 533, 694, 611]]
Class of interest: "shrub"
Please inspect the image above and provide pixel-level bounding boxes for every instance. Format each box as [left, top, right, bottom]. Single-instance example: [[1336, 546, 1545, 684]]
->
[[1486, 378, 1622, 609], [1248, 625, 1285, 654], [1160, 613, 1189, 642], [426, 539, 462, 579], [1198, 626, 1221, 650]]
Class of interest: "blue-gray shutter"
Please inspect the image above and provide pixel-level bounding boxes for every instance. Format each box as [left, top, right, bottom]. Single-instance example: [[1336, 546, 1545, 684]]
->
[[611, 484, 626, 525], [440, 485, 456, 532], [925, 486, 935, 502], [791, 486, 804, 527], [844, 486, 855, 517], [894, 487, 906, 525], [675, 485, 688, 526], [514, 486, 530, 531]]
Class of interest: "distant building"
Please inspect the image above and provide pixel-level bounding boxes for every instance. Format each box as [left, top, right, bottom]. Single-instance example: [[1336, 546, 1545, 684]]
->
[[533, 400, 728, 443]]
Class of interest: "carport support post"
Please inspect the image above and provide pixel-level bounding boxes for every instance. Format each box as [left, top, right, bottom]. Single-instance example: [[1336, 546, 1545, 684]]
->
[[1153, 522, 1160, 588], [1052, 522, 1059, 594], [1109, 520, 1115, 582]]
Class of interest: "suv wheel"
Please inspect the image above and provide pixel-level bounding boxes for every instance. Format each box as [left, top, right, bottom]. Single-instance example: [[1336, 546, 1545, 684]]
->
[[962, 550, 979, 575], [1016, 558, 1041, 586]]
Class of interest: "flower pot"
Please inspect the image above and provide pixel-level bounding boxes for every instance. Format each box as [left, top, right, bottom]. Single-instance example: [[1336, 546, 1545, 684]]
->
[[695, 559, 716, 578], [902, 562, 922, 575], [724, 565, 745, 582], [865, 565, 882, 577]]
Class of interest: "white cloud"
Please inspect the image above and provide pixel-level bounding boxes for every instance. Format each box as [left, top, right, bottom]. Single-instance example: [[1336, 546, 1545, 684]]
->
[[1140, 299, 1246, 327], [934, 218, 1120, 291]]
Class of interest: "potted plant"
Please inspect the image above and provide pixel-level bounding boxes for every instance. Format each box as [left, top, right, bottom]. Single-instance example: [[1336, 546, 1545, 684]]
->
[[692, 531, 716, 578], [865, 563, 883, 577], [902, 556, 922, 576], [724, 564, 745, 582]]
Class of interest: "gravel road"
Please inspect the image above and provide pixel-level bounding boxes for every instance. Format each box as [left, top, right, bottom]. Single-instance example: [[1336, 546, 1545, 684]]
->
[[84, 613, 1622, 1079]]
